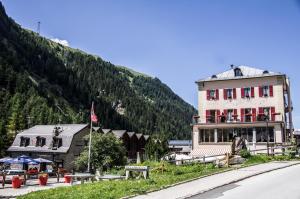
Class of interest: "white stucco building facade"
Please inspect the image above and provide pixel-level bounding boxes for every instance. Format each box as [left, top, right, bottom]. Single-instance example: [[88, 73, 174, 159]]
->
[[191, 66, 293, 156]]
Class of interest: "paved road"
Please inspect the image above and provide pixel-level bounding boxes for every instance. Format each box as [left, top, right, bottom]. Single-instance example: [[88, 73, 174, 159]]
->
[[189, 164, 300, 199]]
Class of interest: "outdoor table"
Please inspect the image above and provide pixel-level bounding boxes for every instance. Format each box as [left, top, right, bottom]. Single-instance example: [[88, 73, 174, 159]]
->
[[64, 173, 95, 185]]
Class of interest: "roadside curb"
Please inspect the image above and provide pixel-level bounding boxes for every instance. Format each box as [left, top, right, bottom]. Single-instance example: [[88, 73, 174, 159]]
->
[[182, 161, 300, 199]]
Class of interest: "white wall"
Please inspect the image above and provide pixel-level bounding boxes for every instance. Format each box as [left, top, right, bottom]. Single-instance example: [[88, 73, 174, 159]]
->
[[197, 76, 286, 123]]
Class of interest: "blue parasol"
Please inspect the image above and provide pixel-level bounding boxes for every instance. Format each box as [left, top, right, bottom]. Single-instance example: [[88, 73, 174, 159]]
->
[[4, 155, 40, 164]]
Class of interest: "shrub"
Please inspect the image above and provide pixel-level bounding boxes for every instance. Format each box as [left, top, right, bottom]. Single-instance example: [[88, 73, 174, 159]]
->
[[239, 149, 251, 158]]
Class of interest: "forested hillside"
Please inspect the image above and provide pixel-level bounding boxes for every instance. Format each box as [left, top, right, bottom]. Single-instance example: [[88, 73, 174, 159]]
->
[[0, 2, 196, 156]]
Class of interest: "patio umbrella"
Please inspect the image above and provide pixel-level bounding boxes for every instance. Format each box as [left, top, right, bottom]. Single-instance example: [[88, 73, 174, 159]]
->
[[4, 155, 39, 164], [28, 161, 39, 165], [0, 157, 13, 163], [34, 158, 52, 163]]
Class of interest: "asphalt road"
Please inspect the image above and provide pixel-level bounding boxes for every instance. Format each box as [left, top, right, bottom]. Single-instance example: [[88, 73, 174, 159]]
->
[[189, 164, 300, 199]]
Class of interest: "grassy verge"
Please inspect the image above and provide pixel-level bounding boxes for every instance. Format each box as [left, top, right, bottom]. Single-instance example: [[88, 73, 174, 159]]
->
[[242, 154, 300, 166], [19, 161, 227, 199]]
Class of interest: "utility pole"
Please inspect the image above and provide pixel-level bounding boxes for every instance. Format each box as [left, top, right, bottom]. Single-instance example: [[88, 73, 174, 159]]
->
[[37, 21, 41, 35]]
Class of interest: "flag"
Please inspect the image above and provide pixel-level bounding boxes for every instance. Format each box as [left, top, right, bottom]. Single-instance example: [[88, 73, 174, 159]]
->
[[91, 102, 98, 123]]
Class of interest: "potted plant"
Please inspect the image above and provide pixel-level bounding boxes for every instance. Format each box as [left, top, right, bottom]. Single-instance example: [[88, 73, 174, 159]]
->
[[38, 173, 48, 186], [12, 176, 21, 188]]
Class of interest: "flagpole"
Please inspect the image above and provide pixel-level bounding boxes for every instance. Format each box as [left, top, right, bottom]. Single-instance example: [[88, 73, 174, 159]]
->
[[87, 102, 93, 173]]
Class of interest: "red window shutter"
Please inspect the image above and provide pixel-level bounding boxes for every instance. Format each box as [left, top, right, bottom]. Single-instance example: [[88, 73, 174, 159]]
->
[[216, 89, 219, 100], [259, 86, 263, 97], [251, 87, 255, 98], [271, 107, 275, 121], [233, 88, 237, 99], [217, 110, 220, 123], [241, 108, 245, 122], [269, 85, 273, 97], [259, 107, 263, 114], [206, 110, 210, 123], [252, 108, 256, 122], [207, 90, 210, 100], [224, 109, 228, 116], [224, 89, 227, 100], [234, 109, 237, 115], [241, 88, 245, 98]]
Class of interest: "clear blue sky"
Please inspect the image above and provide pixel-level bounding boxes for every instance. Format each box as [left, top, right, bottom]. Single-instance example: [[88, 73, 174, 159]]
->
[[2, 0, 300, 128]]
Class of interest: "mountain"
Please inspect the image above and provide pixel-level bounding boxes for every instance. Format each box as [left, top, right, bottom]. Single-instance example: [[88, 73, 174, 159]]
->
[[0, 2, 196, 156]]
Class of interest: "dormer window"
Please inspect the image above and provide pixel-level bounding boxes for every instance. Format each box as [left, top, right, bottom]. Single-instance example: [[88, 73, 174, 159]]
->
[[20, 137, 30, 147], [234, 68, 243, 77], [36, 136, 46, 147], [53, 137, 62, 149]]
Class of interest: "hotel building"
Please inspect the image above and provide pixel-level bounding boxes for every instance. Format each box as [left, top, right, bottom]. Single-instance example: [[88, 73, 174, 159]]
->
[[191, 66, 293, 156]]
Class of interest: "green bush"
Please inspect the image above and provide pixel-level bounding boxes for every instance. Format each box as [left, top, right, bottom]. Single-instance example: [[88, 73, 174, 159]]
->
[[239, 149, 251, 158]]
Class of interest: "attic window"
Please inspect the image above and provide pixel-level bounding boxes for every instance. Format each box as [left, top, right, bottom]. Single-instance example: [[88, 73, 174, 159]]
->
[[20, 137, 30, 147], [263, 70, 269, 74], [211, 75, 217, 79], [234, 68, 243, 77], [53, 138, 62, 149], [36, 136, 46, 147]]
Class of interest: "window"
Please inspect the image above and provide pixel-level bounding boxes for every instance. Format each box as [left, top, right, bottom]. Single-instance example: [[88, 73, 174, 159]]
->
[[198, 129, 214, 143], [263, 86, 269, 96], [204, 130, 210, 142], [245, 108, 252, 122], [36, 137, 46, 147], [234, 68, 243, 77], [217, 129, 223, 142], [256, 127, 274, 143], [53, 138, 62, 148], [20, 137, 30, 147], [223, 129, 230, 142], [247, 128, 253, 142], [263, 108, 270, 120], [206, 110, 216, 123], [227, 109, 233, 122], [207, 89, 219, 100], [244, 87, 251, 98], [210, 90, 215, 98], [227, 89, 233, 98]]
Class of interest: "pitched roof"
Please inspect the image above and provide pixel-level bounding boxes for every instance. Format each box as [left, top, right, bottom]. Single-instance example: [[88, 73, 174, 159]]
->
[[143, 135, 150, 141], [111, 130, 127, 138], [127, 132, 136, 138], [92, 127, 101, 132], [8, 124, 88, 153], [197, 65, 283, 83], [102, 129, 111, 134], [135, 133, 143, 140]]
